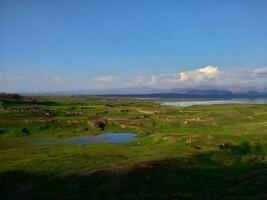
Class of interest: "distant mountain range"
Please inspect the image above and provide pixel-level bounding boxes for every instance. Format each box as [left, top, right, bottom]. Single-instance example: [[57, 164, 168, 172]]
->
[[35, 86, 267, 99]]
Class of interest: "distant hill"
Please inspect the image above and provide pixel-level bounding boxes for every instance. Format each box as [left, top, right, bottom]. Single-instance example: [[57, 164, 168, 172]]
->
[[25, 86, 267, 98], [104, 90, 267, 99]]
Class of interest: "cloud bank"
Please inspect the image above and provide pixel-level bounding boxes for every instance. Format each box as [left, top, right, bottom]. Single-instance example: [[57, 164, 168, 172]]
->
[[1, 65, 267, 92], [125, 66, 267, 88]]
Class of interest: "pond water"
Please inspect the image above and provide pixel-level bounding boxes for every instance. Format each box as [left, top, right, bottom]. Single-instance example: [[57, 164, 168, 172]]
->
[[31, 133, 137, 145], [160, 98, 267, 107]]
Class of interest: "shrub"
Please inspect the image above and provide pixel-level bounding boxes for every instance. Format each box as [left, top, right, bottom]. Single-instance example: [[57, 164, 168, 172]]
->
[[40, 124, 50, 131], [21, 128, 31, 136], [96, 121, 106, 131], [0, 129, 5, 135]]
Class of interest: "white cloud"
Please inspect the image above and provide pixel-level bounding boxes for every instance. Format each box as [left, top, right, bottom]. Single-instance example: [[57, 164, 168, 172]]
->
[[130, 75, 157, 86], [183, 65, 219, 82], [197, 65, 219, 77], [0, 73, 24, 81], [93, 76, 116, 82], [86, 76, 119, 89], [253, 67, 267, 75], [164, 65, 220, 84], [53, 76, 69, 83], [179, 72, 189, 82], [149, 75, 157, 85]]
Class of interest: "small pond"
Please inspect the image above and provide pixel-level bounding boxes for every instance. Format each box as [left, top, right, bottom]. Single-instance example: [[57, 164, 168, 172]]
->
[[31, 133, 137, 145]]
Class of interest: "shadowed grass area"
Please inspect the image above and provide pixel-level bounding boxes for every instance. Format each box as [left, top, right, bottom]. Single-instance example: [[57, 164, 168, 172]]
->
[[1, 144, 266, 200]]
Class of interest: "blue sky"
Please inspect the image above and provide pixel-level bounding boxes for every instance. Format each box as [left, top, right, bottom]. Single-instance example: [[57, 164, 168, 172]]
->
[[0, 0, 267, 92]]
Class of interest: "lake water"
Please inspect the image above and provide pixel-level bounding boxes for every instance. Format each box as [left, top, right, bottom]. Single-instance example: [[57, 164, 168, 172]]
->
[[160, 98, 267, 107], [31, 133, 137, 145]]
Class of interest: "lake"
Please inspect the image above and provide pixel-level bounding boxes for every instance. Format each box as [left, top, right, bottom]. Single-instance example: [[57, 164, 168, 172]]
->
[[31, 133, 137, 145], [160, 98, 267, 107]]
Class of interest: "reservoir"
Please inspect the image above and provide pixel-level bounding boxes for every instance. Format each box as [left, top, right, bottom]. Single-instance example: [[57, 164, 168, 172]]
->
[[160, 98, 267, 107]]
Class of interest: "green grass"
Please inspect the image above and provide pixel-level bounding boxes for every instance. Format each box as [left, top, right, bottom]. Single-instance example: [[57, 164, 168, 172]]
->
[[0, 96, 267, 199]]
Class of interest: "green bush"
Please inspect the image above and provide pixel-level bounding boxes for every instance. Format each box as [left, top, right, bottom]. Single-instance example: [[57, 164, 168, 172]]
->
[[0, 129, 5, 135], [20, 128, 31, 136]]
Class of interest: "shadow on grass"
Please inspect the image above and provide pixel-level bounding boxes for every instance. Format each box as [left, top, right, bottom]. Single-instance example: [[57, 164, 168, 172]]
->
[[1, 143, 267, 200]]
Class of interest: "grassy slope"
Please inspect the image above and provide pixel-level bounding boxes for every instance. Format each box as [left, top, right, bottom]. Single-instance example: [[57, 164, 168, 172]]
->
[[0, 97, 267, 199]]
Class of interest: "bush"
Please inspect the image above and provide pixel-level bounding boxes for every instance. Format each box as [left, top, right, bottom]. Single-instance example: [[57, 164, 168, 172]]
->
[[0, 93, 22, 101], [97, 121, 106, 131], [40, 124, 50, 131], [0, 129, 5, 135], [21, 128, 31, 136]]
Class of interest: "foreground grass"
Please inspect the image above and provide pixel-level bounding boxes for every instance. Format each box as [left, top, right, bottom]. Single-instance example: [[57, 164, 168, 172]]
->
[[0, 97, 267, 199]]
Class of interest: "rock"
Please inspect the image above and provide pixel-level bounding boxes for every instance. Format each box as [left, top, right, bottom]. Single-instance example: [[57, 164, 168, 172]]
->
[[136, 115, 149, 119], [137, 109, 157, 115], [186, 138, 192, 144], [219, 142, 230, 149], [88, 120, 95, 127], [66, 120, 81, 125], [163, 136, 177, 143]]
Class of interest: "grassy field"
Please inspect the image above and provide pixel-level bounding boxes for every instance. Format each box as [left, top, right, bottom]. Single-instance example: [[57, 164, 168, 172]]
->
[[0, 96, 267, 199]]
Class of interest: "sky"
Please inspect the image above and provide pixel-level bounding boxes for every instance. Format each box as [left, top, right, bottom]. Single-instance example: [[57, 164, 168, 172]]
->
[[0, 0, 267, 92]]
